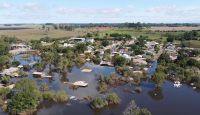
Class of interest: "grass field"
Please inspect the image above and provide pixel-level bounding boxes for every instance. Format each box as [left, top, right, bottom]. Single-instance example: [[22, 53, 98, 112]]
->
[[99, 28, 184, 40], [0, 28, 85, 41], [149, 26, 200, 31], [175, 40, 200, 48], [0, 25, 113, 41], [183, 40, 200, 48], [0, 25, 198, 41]]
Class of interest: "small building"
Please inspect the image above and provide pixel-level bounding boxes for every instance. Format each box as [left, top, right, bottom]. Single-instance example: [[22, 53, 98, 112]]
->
[[70, 38, 85, 43], [10, 43, 31, 50]]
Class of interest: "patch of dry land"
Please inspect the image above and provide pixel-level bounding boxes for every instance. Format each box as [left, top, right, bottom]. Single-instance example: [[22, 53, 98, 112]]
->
[[0, 25, 112, 41], [0, 26, 82, 41], [149, 26, 200, 31]]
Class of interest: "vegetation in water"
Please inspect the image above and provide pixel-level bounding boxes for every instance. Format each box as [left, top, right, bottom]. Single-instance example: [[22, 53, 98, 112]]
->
[[90, 92, 120, 109]]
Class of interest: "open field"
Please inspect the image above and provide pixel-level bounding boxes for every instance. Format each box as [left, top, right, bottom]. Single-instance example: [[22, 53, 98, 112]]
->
[[99, 28, 184, 40], [175, 40, 200, 48], [183, 40, 200, 48], [0, 25, 199, 41], [0, 25, 113, 41], [149, 26, 200, 31], [0, 28, 85, 41]]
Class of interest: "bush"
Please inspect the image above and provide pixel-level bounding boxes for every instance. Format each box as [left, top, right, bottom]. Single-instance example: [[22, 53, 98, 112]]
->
[[40, 83, 49, 92], [34, 63, 44, 72], [98, 81, 108, 93], [53, 90, 68, 102], [101, 40, 109, 47], [91, 56, 101, 64], [90, 97, 107, 109], [0, 88, 11, 100], [8, 79, 41, 115], [1, 76, 11, 85], [42, 90, 68, 103], [152, 69, 166, 86], [113, 55, 127, 67], [106, 93, 120, 104], [123, 100, 152, 115], [12, 61, 20, 67], [23, 65, 31, 71], [42, 91, 54, 101]]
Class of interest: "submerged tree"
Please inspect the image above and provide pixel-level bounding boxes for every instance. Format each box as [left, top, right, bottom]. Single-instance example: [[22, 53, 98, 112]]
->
[[8, 79, 41, 114]]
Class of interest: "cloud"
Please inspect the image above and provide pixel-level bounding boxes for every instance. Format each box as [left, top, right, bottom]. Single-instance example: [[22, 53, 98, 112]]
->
[[0, 3, 12, 9], [57, 7, 134, 19], [146, 6, 200, 16], [20, 3, 45, 12]]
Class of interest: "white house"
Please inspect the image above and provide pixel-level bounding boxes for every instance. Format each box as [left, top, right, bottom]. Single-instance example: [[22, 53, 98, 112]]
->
[[10, 43, 31, 50], [70, 38, 85, 43]]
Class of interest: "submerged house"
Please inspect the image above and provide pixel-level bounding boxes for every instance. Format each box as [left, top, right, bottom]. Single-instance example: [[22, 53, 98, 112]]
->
[[10, 43, 31, 50]]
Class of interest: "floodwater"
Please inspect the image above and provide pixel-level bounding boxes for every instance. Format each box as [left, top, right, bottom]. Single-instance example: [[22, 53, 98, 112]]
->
[[2, 54, 200, 115]]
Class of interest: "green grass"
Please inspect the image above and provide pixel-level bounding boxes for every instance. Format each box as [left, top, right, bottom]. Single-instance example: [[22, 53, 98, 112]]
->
[[0, 26, 188, 41], [99, 28, 184, 40], [175, 40, 200, 48], [184, 40, 200, 48]]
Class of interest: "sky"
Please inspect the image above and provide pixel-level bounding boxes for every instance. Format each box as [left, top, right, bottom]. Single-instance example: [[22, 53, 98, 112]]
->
[[0, 0, 200, 23]]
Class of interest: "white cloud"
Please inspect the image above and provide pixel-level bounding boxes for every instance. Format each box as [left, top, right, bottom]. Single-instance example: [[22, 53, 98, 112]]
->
[[20, 3, 45, 12], [57, 7, 134, 19], [146, 6, 200, 16], [143, 5, 200, 22], [0, 3, 12, 9]]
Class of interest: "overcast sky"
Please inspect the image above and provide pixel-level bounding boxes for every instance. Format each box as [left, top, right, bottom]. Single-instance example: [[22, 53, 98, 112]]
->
[[0, 0, 200, 23]]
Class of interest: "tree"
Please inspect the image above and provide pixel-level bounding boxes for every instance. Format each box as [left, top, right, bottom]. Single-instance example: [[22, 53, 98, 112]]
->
[[1, 76, 11, 85], [106, 93, 120, 104], [58, 57, 69, 73], [152, 70, 166, 87], [0, 41, 9, 55], [86, 33, 93, 38], [8, 79, 41, 114], [53, 90, 68, 102], [113, 55, 127, 67], [101, 40, 109, 47], [12, 61, 20, 67], [34, 63, 44, 72], [166, 36, 174, 42], [158, 53, 171, 64], [98, 81, 108, 93], [40, 83, 49, 92], [90, 97, 107, 109], [131, 44, 144, 55], [0, 55, 10, 70], [42, 25, 45, 30], [123, 100, 152, 115], [75, 43, 87, 53]]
